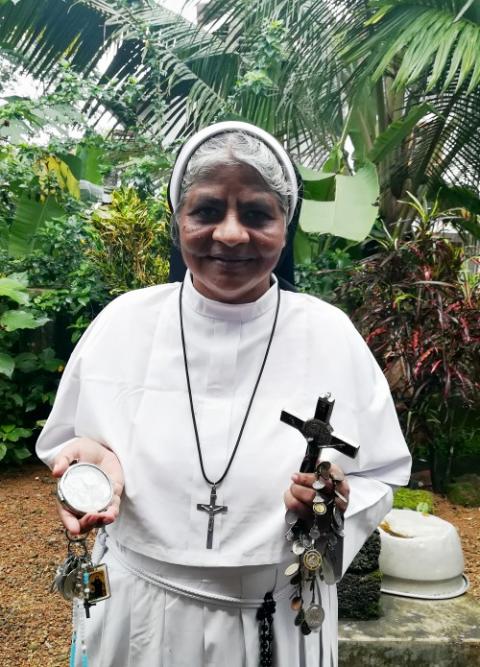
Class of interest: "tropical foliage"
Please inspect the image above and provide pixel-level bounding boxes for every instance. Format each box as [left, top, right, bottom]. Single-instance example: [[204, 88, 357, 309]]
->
[[0, 273, 62, 463], [335, 196, 480, 490], [1, 0, 479, 239], [0, 69, 172, 465], [88, 187, 170, 295], [1, 0, 479, 483]]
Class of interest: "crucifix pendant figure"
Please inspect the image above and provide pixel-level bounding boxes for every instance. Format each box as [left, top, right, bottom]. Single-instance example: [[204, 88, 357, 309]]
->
[[197, 484, 228, 549]]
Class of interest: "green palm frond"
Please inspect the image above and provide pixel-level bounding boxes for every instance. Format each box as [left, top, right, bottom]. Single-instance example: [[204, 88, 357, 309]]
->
[[2, 0, 480, 218], [347, 1, 480, 94], [0, 0, 111, 77]]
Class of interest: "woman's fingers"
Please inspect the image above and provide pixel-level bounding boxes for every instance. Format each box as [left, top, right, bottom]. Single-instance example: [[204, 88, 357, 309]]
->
[[284, 488, 313, 521], [52, 449, 80, 478], [286, 466, 350, 517], [56, 500, 81, 534], [53, 438, 125, 533]]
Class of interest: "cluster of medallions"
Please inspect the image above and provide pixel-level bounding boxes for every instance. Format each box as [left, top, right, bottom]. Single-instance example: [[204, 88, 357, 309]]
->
[[284, 461, 346, 634], [53, 462, 114, 616], [51, 531, 111, 616]]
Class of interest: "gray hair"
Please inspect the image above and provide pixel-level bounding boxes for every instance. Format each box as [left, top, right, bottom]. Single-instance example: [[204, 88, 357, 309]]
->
[[171, 131, 294, 243]]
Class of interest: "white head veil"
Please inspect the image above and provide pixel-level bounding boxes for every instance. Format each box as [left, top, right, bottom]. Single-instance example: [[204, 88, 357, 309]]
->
[[167, 121, 299, 225]]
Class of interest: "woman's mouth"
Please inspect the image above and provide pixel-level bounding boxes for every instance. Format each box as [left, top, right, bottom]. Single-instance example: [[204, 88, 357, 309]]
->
[[208, 255, 255, 264]]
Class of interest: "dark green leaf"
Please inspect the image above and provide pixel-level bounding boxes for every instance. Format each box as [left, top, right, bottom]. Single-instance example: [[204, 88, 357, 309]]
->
[[8, 195, 65, 257], [0, 310, 49, 331], [13, 445, 32, 460], [0, 352, 15, 378], [0, 277, 29, 305]]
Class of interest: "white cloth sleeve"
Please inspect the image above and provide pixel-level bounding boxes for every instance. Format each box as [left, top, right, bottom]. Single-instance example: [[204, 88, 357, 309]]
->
[[35, 308, 110, 469]]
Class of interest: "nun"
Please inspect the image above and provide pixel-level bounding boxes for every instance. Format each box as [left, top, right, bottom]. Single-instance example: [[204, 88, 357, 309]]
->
[[37, 121, 411, 666]]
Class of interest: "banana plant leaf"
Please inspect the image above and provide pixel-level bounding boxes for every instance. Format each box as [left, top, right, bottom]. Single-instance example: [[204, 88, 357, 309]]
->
[[8, 195, 65, 257], [293, 226, 314, 265], [298, 162, 379, 241], [75, 144, 104, 185], [42, 156, 80, 199]]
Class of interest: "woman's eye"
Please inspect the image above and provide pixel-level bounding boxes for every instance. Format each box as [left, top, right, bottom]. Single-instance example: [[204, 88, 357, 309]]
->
[[192, 207, 221, 221], [242, 210, 271, 224]]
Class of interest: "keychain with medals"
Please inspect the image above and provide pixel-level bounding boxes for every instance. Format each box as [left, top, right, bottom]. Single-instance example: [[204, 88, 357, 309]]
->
[[52, 462, 113, 665], [280, 394, 359, 634]]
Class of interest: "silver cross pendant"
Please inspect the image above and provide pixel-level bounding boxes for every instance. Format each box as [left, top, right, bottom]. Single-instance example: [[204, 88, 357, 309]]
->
[[197, 484, 228, 549]]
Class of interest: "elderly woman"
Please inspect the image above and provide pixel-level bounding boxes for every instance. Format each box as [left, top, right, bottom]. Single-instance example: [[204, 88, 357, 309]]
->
[[37, 121, 411, 667]]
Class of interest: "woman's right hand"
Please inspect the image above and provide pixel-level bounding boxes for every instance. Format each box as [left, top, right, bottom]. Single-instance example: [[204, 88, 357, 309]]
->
[[52, 437, 124, 535]]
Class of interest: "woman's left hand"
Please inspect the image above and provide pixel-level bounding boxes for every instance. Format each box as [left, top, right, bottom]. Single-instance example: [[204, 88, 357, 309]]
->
[[284, 463, 349, 521]]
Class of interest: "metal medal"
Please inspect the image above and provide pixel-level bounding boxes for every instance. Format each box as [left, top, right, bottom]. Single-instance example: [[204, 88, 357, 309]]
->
[[292, 540, 306, 556], [302, 535, 313, 548], [285, 562, 300, 577], [284, 509, 298, 526], [285, 528, 295, 542], [303, 548, 323, 572], [312, 479, 326, 491], [57, 462, 114, 516], [313, 501, 327, 516], [51, 554, 78, 598], [290, 596, 302, 611], [304, 604, 325, 630], [317, 461, 331, 480], [62, 566, 81, 601], [309, 524, 321, 540]]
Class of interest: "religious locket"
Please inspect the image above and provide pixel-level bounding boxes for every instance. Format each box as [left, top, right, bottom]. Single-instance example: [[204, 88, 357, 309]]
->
[[57, 462, 114, 516]]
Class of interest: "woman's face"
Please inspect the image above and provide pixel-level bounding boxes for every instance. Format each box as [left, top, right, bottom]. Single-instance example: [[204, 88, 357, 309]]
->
[[177, 163, 287, 304]]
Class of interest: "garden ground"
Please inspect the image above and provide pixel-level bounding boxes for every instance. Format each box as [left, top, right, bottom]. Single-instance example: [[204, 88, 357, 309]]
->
[[0, 462, 479, 667]]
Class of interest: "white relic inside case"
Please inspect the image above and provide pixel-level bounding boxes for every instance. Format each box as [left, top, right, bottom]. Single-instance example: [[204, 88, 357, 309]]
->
[[58, 463, 113, 515]]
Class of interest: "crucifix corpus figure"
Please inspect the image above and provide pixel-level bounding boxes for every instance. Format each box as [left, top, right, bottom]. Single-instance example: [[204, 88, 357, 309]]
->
[[197, 484, 228, 549]]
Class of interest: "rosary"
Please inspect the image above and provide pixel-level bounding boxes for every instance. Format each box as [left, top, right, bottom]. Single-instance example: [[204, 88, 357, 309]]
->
[[280, 394, 359, 635]]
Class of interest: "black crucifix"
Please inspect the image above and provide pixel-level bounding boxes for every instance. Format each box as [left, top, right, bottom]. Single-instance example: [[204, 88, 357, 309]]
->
[[197, 484, 228, 549], [280, 394, 359, 473]]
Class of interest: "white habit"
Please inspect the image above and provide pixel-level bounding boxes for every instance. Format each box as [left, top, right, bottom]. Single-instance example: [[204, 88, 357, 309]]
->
[[37, 273, 411, 666]]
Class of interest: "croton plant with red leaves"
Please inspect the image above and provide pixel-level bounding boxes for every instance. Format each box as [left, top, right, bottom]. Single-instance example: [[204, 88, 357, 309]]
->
[[337, 231, 480, 490]]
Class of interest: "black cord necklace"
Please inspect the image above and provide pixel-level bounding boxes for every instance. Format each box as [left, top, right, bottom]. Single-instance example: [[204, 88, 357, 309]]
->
[[179, 277, 281, 549]]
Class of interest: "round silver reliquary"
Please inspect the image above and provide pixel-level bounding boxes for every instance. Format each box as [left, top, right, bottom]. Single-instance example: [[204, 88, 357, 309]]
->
[[57, 462, 114, 516]]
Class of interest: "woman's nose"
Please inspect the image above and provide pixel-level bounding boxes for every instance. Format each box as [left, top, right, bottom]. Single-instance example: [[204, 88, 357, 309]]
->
[[212, 211, 250, 246]]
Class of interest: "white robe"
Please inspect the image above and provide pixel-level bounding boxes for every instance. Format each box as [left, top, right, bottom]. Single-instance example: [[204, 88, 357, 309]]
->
[[37, 272, 411, 666]]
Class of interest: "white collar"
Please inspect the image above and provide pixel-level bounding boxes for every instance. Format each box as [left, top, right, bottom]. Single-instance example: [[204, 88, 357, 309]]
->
[[181, 270, 279, 323]]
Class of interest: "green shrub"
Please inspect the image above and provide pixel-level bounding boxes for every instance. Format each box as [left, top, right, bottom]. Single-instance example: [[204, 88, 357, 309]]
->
[[0, 274, 62, 464], [393, 488, 435, 514], [87, 187, 170, 295]]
